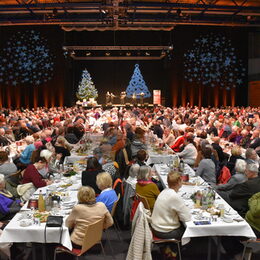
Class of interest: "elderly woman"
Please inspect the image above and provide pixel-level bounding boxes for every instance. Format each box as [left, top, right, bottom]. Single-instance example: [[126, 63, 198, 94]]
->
[[151, 171, 191, 257], [227, 146, 244, 174], [16, 135, 35, 169], [0, 151, 17, 177], [0, 174, 22, 220], [216, 159, 247, 193], [175, 133, 198, 167], [81, 157, 103, 194], [22, 157, 52, 188], [96, 172, 118, 212], [162, 128, 175, 147], [196, 145, 216, 186], [65, 186, 113, 248], [135, 165, 160, 211], [131, 127, 147, 158]]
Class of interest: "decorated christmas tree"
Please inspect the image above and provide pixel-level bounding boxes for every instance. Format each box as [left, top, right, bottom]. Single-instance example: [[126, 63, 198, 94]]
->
[[76, 69, 98, 100], [126, 64, 151, 98]]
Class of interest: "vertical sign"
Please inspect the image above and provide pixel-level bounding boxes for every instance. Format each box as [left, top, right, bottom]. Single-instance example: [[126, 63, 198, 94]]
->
[[153, 90, 161, 105]]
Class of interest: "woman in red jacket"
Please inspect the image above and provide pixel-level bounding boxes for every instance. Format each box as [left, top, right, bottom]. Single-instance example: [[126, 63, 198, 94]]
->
[[22, 157, 53, 188]]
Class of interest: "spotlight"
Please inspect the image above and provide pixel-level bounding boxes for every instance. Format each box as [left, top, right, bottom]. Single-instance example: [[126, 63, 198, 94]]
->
[[101, 9, 106, 14], [86, 52, 91, 56], [145, 52, 150, 56], [126, 52, 131, 56], [105, 52, 110, 56], [168, 45, 173, 51]]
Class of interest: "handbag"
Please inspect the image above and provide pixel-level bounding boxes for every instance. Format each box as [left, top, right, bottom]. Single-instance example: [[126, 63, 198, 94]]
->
[[44, 216, 63, 244], [46, 215, 63, 227]]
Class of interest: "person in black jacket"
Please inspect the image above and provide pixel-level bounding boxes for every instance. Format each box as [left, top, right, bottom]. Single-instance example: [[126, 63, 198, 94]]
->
[[81, 157, 103, 194], [229, 163, 260, 217]]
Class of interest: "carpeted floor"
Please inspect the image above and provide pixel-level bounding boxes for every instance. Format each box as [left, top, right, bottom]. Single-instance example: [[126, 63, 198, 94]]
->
[[7, 227, 260, 260]]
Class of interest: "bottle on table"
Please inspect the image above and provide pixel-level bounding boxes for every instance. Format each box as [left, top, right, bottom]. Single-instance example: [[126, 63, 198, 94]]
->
[[38, 190, 46, 212]]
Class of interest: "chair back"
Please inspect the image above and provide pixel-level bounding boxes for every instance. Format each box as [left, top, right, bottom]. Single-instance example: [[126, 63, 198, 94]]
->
[[80, 218, 104, 256], [111, 193, 121, 217], [136, 193, 150, 211]]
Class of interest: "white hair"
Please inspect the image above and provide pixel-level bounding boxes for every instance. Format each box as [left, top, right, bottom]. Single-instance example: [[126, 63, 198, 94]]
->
[[235, 159, 247, 173], [40, 149, 53, 161], [25, 135, 34, 144], [0, 174, 5, 184], [246, 163, 259, 173], [129, 164, 140, 178]]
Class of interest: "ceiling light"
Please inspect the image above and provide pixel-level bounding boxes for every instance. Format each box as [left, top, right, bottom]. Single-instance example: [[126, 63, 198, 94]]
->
[[86, 52, 91, 56]]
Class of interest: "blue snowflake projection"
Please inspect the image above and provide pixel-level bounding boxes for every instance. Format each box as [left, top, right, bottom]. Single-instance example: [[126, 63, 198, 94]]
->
[[183, 34, 246, 90], [126, 64, 151, 98], [0, 30, 54, 86]]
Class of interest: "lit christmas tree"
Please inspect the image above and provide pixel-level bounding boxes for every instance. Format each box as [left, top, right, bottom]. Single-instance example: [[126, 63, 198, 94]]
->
[[126, 64, 151, 98], [76, 69, 98, 100]]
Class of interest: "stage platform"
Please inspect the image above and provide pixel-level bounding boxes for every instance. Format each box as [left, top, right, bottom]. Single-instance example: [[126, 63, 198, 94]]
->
[[78, 103, 156, 109]]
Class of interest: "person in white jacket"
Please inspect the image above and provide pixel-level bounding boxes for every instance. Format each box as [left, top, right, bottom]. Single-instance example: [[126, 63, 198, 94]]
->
[[151, 171, 191, 239]]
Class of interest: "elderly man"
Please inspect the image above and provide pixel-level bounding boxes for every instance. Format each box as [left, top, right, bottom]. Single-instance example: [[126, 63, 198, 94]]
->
[[229, 163, 260, 217], [0, 128, 10, 146], [245, 148, 260, 168]]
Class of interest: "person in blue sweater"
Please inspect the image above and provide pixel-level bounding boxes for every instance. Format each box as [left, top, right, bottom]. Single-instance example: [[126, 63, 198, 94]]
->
[[96, 172, 118, 212], [0, 174, 22, 220]]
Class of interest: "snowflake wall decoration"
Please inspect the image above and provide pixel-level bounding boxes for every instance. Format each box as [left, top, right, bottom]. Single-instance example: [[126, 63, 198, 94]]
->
[[0, 30, 54, 86], [183, 33, 246, 90]]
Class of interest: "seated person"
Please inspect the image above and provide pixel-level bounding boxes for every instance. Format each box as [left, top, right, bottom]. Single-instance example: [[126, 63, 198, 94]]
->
[[245, 192, 260, 238], [175, 133, 198, 167], [0, 174, 22, 220], [81, 157, 103, 194], [96, 172, 118, 212], [16, 136, 35, 169], [226, 146, 244, 174], [151, 171, 191, 257], [0, 151, 17, 177], [216, 159, 247, 193], [22, 157, 52, 188], [229, 163, 260, 217], [196, 145, 216, 186], [135, 149, 147, 166], [135, 165, 160, 211], [65, 186, 113, 248]]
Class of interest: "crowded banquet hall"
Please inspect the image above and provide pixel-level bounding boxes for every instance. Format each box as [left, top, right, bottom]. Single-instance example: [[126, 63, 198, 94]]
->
[[0, 1, 260, 260]]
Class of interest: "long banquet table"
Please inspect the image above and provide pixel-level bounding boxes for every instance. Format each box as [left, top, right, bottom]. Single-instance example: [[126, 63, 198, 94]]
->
[[0, 173, 82, 259], [154, 163, 256, 259]]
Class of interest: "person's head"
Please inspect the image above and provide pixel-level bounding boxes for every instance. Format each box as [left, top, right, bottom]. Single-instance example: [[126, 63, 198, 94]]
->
[[0, 151, 9, 163], [167, 171, 182, 191], [129, 164, 140, 178], [25, 135, 34, 145], [231, 146, 242, 157], [77, 186, 96, 203], [136, 149, 147, 162], [86, 156, 102, 170], [137, 165, 151, 181], [246, 148, 257, 161], [135, 127, 145, 139], [40, 149, 53, 162], [96, 172, 112, 190], [201, 145, 212, 159], [235, 159, 247, 174], [245, 163, 259, 179], [0, 173, 5, 190], [212, 135, 221, 144], [0, 128, 5, 136], [34, 157, 48, 170]]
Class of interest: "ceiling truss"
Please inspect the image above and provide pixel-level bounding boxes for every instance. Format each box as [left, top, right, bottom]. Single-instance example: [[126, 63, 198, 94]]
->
[[0, 1, 259, 30]]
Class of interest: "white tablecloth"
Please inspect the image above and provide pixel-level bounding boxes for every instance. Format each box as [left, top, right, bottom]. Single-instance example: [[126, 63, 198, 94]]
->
[[154, 164, 256, 245], [0, 174, 82, 250]]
